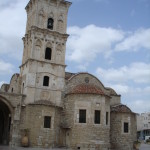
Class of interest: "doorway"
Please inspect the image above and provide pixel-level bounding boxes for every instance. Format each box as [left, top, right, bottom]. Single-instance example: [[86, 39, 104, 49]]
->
[[66, 130, 70, 147], [0, 100, 11, 145]]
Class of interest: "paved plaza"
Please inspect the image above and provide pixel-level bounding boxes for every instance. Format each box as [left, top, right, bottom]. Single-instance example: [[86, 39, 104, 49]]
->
[[139, 143, 150, 150], [0, 146, 67, 150], [0, 144, 150, 150]]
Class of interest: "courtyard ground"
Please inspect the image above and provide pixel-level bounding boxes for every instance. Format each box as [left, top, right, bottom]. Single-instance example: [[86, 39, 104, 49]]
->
[[139, 143, 150, 150], [0, 144, 150, 150]]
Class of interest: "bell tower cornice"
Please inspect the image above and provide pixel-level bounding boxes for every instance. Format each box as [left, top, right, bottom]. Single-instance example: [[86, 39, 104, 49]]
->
[[25, 0, 72, 13], [25, 26, 69, 41]]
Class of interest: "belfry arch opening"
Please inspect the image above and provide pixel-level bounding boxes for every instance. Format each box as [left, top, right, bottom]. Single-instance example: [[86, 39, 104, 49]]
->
[[0, 99, 12, 145]]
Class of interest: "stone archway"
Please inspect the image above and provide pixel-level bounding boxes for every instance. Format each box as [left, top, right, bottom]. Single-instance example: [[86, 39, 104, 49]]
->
[[0, 98, 12, 145]]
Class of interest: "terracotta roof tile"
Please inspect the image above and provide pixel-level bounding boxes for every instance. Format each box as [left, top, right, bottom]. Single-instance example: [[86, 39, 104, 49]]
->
[[111, 104, 132, 113], [69, 84, 104, 95]]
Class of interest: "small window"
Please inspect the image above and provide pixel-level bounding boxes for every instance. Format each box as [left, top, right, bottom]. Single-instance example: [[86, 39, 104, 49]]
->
[[47, 18, 54, 30], [44, 116, 51, 128], [124, 122, 129, 133], [11, 88, 13, 93], [43, 76, 49, 86], [79, 109, 86, 123], [95, 110, 100, 124], [106, 112, 109, 125], [45, 48, 52, 60]]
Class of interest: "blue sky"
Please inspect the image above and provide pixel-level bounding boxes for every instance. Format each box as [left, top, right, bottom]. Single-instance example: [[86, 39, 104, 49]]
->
[[0, 0, 150, 113]]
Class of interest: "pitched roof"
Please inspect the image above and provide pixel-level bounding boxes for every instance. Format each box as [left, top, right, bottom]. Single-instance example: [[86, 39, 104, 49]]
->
[[111, 104, 132, 113], [68, 84, 105, 95]]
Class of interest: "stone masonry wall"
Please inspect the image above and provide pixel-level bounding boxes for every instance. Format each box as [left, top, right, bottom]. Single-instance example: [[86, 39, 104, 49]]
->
[[20, 104, 62, 148], [110, 112, 137, 150], [63, 94, 110, 150]]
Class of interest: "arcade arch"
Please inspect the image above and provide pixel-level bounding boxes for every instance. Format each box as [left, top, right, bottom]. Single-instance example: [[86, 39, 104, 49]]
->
[[0, 97, 13, 145]]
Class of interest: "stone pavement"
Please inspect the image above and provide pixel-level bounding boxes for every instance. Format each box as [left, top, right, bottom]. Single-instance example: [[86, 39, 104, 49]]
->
[[139, 143, 150, 150], [0, 146, 68, 150], [1, 144, 150, 150]]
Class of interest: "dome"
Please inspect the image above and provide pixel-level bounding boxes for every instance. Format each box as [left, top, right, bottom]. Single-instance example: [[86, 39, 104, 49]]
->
[[111, 104, 132, 113]]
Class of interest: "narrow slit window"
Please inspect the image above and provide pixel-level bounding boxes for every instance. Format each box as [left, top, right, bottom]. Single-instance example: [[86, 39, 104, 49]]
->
[[124, 122, 129, 133], [44, 116, 51, 128], [95, 110, 100, 124], [106, 112, 109, 125], [47, 18, 54, 30], [43, 76, 49, 86], [79, 109, 86, 123], [45, 48, 52, 60]]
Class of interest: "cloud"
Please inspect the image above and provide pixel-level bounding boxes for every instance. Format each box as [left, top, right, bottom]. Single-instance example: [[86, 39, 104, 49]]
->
[[77, 63, 89, 71], [96, 62, 150, 113], [0, 60, 14, 75], [0, 0, 17, 8], [67, 25, 150, 71], [0, 35, 23, 60], [0, 0, 27, 60], [129, 99, 150, 113], [0, 81, 5, 88], [67, 25, 124, 63], [96, 62, 150, 84], [115, 28, 150, 51], [107, 84, 129, 94], [107, 83, 150, 95], [104, 83, 150, 113]]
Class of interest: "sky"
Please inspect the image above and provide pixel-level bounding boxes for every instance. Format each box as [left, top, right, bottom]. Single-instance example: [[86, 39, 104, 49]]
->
[[0, 0, 150, 113]]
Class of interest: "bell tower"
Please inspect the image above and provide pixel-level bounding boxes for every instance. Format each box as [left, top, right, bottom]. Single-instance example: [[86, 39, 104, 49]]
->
[[20, 0, 71, 105]]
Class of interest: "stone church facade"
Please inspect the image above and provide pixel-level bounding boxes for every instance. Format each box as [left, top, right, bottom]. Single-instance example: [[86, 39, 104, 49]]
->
[[0, 0, 137, 150]]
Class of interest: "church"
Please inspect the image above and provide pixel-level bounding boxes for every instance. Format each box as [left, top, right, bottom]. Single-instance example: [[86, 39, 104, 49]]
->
[[0, 0, 137, 150]]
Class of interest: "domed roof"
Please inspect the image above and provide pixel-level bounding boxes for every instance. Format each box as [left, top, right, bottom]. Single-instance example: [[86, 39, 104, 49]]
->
[[111, 104, 132, 113], [68, 84, 105, 95], [106, 87, 118, 96]]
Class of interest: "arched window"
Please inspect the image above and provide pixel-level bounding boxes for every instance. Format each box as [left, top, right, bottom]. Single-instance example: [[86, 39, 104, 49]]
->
[[43, 76, 49, 86], [45, 48, 52, 60], [11, 88, 13, 93], [47, 18, 54, 30]]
